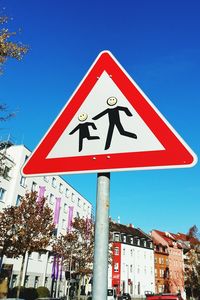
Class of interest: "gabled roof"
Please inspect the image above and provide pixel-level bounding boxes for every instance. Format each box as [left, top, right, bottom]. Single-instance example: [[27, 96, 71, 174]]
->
[[176, 232, 199, 245], [153, 230, 182, 248]]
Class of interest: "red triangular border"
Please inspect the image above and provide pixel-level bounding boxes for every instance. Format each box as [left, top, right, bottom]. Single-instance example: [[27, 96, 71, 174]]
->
[[22, 51, 197, 175]]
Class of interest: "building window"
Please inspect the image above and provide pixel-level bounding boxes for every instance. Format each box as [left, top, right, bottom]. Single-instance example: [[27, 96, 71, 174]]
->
[[76, 211, 80, 218], [34, 276, 40, 288], [16, 194, 22, 205], [65, 188, 70, 197], [71, 193, 75, 202], [64, 203, 68, 213], [114, 247, 119, 255], [130, 265, 133, 273], [31, 181, 37, 192], [160, 269, 164, 277], [137, 239, 140, 246], [59, 183, 63, 193], [10, 274, 17, 288], [144, 241, 147, 247], [83, 203, 86, 211], [123, 248, 125, 255], [0, 188, 6, 201], [49, 193, 54, 204], [44, 277, 48, 287], [38, 253, 42, 260], [2, 166, 11, 180], [130, 237, 133, 244], [62, 219, 66, 229], [43, 176, 49, 182], [130, 249, 133, 256], [114, 263, 119, 272], [114, 234, 120, 242], [78, 198, 81, 207], [24, 275, 29, 287], [20, 176, 26, 187], [52, 177, 56, 188]]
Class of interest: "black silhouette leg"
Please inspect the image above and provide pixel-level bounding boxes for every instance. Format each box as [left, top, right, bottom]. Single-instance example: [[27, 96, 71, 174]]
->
[[105, 124, 114, 150], [79, 136, 84, 152], [117, 122, 137, 139]]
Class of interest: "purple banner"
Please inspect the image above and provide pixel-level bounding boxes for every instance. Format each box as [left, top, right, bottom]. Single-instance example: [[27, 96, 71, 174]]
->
[[37, 186, 46, 202], [51, 255, 56, 279], [67, 206, 74, 232], [59, 257, 63, 280], [54, 197, 61, 225], [55, 256, 59, 280]]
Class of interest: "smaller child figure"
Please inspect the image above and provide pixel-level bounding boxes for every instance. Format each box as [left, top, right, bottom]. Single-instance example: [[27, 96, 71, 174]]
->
[[69, 113, 100, 152]]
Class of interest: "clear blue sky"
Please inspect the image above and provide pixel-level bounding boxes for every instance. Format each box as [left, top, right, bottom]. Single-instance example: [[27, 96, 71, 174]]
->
[[1, 0, 200, 235]]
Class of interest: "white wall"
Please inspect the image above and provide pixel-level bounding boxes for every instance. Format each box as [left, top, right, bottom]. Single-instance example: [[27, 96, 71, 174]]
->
[[120, 244, 155, 296], [0, 144, 93, 293]]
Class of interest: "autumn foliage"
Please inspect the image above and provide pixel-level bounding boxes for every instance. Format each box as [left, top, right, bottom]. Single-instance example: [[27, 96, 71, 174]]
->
[[0, 192, 55, 259], [0, 15, 28, 73]]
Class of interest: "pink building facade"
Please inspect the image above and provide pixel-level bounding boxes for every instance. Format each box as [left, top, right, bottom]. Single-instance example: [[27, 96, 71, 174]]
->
[[151, 230, 184, 296]]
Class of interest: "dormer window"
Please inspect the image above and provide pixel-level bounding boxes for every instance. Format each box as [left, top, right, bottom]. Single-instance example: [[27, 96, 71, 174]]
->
[[123, 235, 126, 243], [114, 234, 120, 242]]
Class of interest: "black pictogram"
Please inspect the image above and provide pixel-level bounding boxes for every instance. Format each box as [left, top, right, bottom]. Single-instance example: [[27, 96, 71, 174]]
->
[[92, 97, 137, 150], [69, 113, 100, 152]]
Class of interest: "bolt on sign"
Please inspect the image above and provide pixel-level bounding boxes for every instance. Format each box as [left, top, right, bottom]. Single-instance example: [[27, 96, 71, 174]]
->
[[22, 51, 197, 176]]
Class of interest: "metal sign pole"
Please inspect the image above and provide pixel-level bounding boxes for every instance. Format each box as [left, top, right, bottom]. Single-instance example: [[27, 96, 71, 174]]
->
[[92, 172, 110, 300]]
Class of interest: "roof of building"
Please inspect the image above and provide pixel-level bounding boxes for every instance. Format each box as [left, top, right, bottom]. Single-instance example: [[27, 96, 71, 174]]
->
[[110, 222, 152, 241], [153, 230, 182, 249], [174, 232, 199, 250]]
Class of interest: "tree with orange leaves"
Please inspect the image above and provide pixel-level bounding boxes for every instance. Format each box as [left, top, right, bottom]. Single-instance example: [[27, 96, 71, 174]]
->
[[52, 217, 94, 300], [0, 192, 55, 298], [0, 14, 28, 74]]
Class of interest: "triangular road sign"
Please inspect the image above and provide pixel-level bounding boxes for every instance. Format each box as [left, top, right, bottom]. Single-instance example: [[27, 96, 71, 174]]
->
[[22, 51, 197, 176]]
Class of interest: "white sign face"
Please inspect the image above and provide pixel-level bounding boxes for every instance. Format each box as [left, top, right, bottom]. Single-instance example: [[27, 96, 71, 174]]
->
[[47, 71, 165, 159]]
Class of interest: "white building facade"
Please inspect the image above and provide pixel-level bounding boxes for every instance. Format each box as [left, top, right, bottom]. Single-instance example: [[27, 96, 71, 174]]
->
[[109, 223, 155, 298], [0, 142, 93, 296]]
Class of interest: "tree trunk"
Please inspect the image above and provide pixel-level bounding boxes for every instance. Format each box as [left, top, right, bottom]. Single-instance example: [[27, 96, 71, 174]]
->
[[16, 253, 26, 298], [0, 254, 3, 271], [77, 275, 83, 300], [66, 253, 72, 300]]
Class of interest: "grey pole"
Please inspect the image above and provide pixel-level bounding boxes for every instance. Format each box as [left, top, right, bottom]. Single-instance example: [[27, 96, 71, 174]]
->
[[92, 172, 110, 300]]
